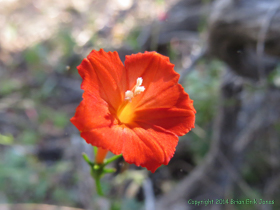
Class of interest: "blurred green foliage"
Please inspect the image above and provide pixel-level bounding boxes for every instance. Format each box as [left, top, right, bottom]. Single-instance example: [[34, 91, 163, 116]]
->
[[125, 28, 141, 51], [0, 147, 76, 205], [0, 134, 14, 145], [0, 28, 80, 205], [268, 64, 280, 86], [183, 60, 223, 161]]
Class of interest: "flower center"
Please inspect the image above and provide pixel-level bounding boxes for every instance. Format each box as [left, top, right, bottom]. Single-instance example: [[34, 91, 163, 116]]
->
[[118, 102, 134, 124], [118, 77, 145, 124]]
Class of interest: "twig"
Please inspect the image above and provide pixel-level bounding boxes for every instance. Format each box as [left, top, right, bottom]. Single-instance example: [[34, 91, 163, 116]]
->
[[256, 3, 280, 84], [143, 178, 155, 210], [179, 47, 207, 85], [217, 151, 262, 210], [233, 107, 265, 153], [264, 172, 280, 199]]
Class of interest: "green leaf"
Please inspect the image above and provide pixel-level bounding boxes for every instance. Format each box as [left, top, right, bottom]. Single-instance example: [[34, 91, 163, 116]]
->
[[0, 134, 14, 145], [103, 168, 116, 174], [82, 153, 94, 166]]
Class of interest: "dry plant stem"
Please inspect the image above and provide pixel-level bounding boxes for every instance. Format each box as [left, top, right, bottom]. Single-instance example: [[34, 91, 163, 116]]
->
[[178, 47, 207, 85]]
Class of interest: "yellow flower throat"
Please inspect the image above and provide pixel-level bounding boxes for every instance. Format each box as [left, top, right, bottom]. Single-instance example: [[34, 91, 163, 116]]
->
[[118, 77, 145, 124]]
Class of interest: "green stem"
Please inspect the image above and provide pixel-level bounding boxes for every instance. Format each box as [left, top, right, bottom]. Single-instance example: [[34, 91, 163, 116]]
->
[[95, 177, 104, 196], [90, 164, 104, 196], [83, 152, 123, 197]]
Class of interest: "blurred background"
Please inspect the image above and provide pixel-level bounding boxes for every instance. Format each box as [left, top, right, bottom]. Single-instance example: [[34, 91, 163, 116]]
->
[[1, 0, 280, 209]]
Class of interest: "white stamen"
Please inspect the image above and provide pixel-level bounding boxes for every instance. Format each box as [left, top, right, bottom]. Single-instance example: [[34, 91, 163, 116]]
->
[[124, 77, 145, 102], [125, 90, 134, 101], [136, 77, 143, 87], [134, 86, 145, 95]]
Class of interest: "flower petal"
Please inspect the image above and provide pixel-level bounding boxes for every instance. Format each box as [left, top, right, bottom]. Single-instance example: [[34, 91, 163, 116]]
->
[[80, 125, 124, 156], [70, 92, 118, 132], [79, 122, 178, 173], [134, 107, 195, 136], [78, 49, 126, 112], [124, 122, 179, 172], [124, 51, 196, 135], [124, 52, 180, 109]]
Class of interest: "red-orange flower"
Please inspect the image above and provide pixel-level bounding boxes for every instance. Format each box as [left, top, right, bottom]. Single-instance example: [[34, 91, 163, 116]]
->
[[70, 49, 196, 172]]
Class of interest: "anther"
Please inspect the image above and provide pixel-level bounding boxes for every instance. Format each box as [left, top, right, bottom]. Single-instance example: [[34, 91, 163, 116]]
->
[[134, 86, 145, 95], [136, 77, 143, 87], [125, 90, 134, 102], [124, 77, 145, 101]]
